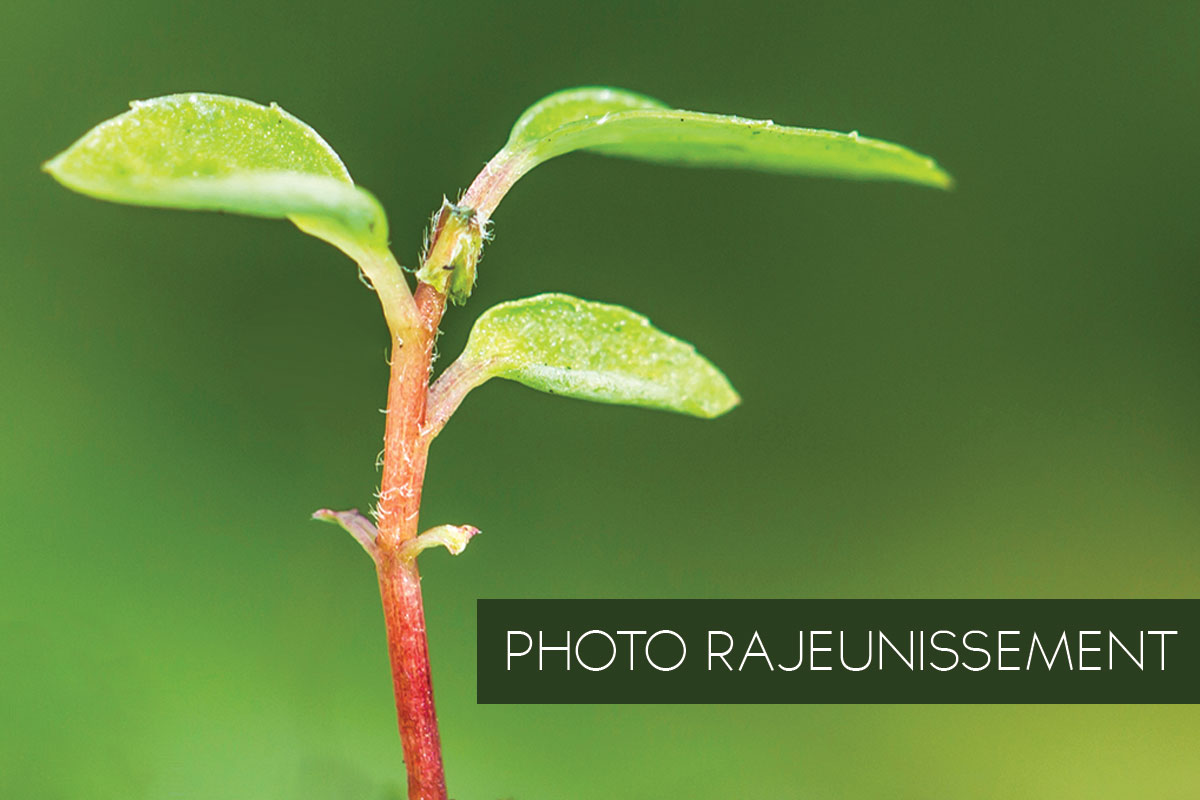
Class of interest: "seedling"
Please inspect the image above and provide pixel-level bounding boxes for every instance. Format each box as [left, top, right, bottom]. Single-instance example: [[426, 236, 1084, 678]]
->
[[45, 87, 951, 800]]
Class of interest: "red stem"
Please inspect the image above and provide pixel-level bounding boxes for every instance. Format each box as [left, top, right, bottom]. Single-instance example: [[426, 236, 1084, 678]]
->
[[376, 560, 444, 800], [374, 283, 448, 800]]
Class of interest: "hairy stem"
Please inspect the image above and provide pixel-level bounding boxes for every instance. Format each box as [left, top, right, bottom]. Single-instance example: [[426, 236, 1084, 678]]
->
[[374, 282, 448, 800], [459, 148, 536, 223], [376, 557, 444, 800]]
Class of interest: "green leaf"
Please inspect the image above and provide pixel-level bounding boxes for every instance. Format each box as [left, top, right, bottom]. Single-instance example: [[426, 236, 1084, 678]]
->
[[467, 87, 953, 217], [548, 109, 953, 188], [452, 293, 740, 419], [43, 93, 388, 256]]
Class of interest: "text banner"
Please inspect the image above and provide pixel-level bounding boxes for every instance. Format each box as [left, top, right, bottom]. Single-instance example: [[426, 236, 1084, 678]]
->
[[478, 599, 1197, 703]]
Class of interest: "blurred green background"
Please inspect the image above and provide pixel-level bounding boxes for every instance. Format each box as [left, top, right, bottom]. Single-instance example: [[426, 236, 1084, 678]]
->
[[2, 1, 1197, 798]]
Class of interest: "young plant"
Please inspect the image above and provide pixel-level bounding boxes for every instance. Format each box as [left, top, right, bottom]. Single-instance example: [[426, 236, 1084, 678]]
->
[[45, 87, 951, 800]]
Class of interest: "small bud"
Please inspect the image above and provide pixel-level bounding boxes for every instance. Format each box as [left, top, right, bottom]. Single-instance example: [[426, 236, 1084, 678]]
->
[[416, 199, 484, 305], [399, 524, 481, 563]]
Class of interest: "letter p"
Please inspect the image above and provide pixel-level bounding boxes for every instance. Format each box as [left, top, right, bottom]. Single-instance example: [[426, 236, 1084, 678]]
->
[[507, 630, 533, 670]]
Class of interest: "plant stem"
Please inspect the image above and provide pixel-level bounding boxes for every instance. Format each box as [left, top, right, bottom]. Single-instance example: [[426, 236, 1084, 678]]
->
[[376, 558, 443, 800], [460, 148, 535, 222], [374, 282, 448, 800]]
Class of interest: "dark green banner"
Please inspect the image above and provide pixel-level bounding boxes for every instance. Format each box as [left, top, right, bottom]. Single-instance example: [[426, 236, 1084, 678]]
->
[[477, 600, 1197, 703]]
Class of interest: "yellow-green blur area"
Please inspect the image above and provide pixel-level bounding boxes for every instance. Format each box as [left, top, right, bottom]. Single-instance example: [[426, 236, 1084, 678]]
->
[[2, 2, 1196, 799]]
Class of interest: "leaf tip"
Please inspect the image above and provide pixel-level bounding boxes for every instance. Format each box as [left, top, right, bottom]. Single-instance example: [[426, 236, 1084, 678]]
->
[[41, 150, 67, 179], [910, 153, 955, 191], [700, 383, 742, 419], [725, 387, 744, 413], [930, 164, 956, 191], [42, 149, 91, 198]]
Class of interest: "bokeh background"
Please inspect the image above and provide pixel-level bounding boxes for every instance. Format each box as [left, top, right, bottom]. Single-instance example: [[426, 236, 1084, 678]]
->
[[2, 2, 1197, 798]]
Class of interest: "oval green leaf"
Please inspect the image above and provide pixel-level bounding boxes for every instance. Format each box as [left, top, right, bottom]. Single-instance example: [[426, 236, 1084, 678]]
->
[[469, 86, 953, 217], [457, 293, 740, 418], [540, 108, 953, 187], [43, 93, 388, 256]]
